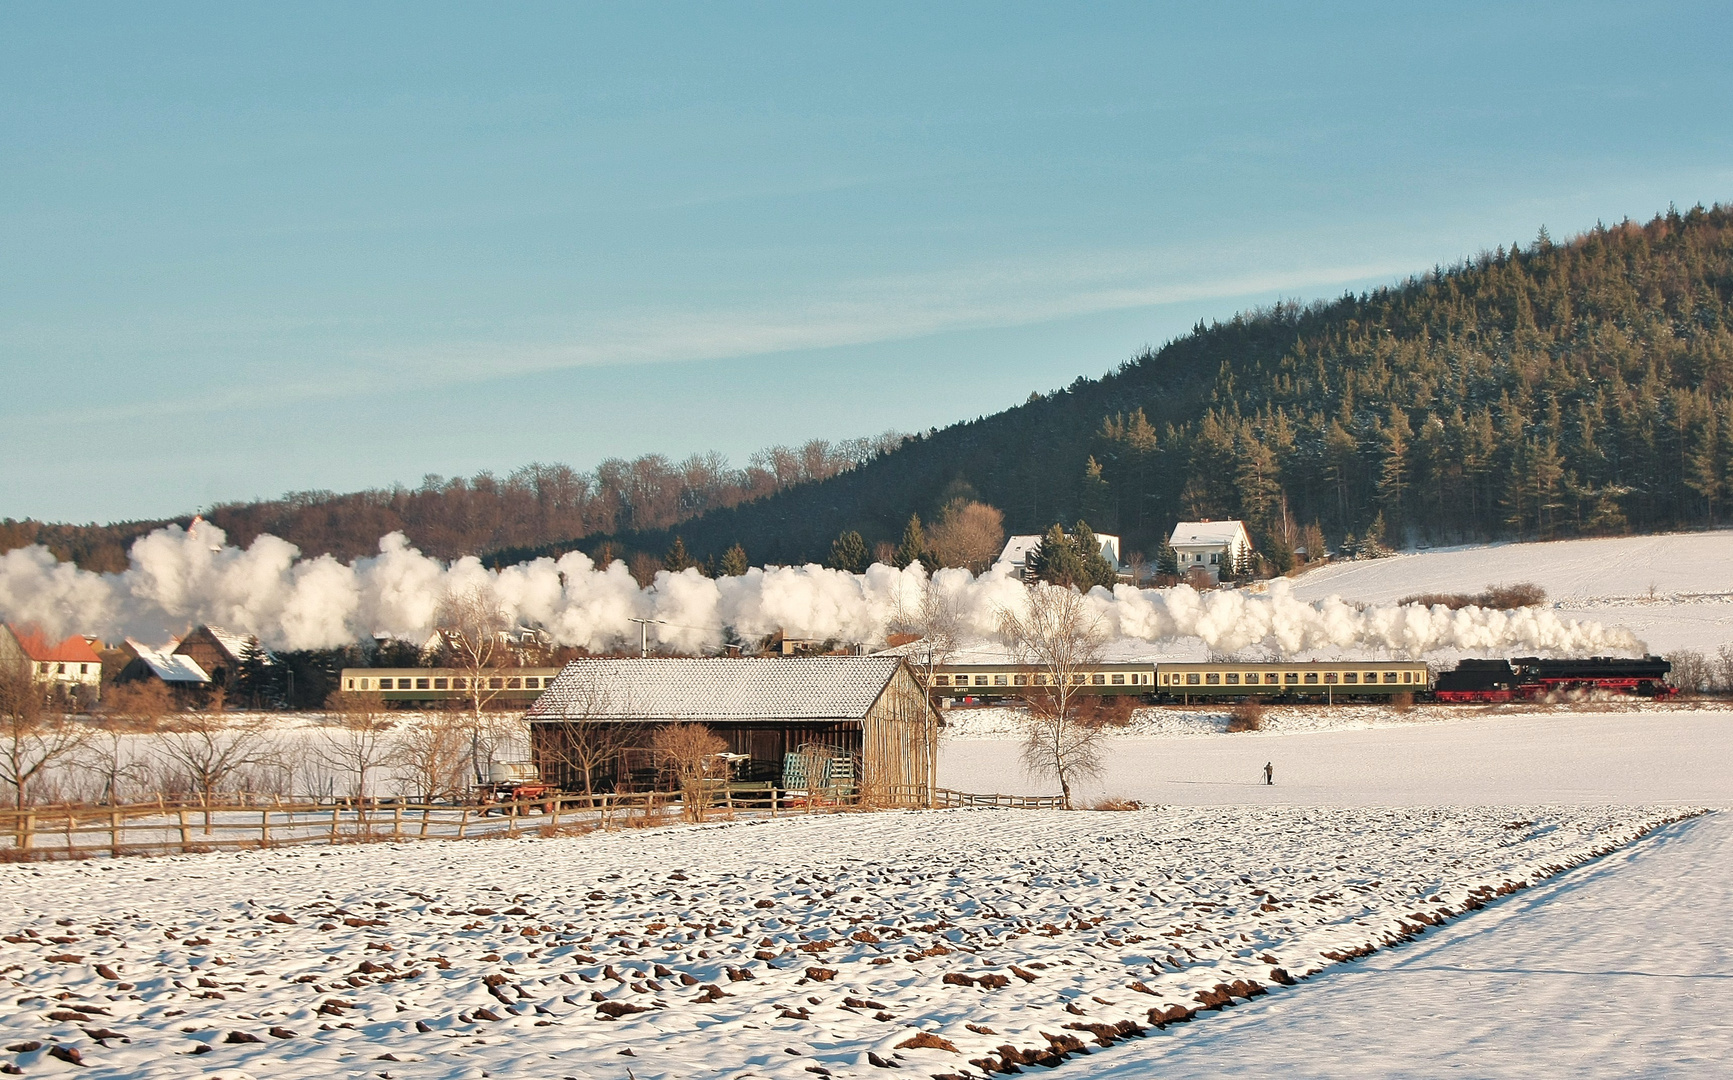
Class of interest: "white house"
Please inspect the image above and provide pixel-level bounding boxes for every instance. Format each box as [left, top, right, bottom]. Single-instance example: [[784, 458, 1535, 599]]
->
[[1, 623, 105, 701], [1168, 520, 1253, 583], [997, 531, 1123, 581]]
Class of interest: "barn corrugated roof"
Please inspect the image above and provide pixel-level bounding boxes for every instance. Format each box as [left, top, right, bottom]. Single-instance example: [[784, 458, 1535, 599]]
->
[[529, 656, 906, 722]]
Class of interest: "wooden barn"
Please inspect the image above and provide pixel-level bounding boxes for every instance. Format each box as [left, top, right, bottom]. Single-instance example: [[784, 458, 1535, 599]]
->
[[527, 656, 936, 805]]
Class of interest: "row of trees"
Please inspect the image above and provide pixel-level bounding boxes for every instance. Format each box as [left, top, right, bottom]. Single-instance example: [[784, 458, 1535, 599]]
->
[[825, 500, 1009, 574], [4, 433, 909, 571]]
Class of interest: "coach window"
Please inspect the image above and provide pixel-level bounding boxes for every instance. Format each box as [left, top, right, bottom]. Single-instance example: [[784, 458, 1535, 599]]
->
[[1285, 672, 1299, 684], [1324, 673, 1338, 684], [432, 678, 447, 689], [489, 678, 504, 689], [1343, 672, 1357, 683], [453, 678, 467, 689], [1185, 673, 1201, 685], [1365, 672, 1379, 683], [970, 675, 984, 686], [1012, 675, 1027, 686], [1111, 674, 1125, 685], [1401, 671, 1413, 684], [1225, 673, 1240, 685], [1205, 673, 1220, 685], [1383, 672, 1397, 683], [1265, 673, 1280, 684], [1302, 672, 1316, 683], [933, 675, 949, 685], [1092, 674, 1106, 685], [993, 675, 1007, 686]]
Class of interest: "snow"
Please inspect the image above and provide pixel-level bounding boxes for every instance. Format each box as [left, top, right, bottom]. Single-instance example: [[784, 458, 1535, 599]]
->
[[1287, 529, 1733, 655], [940, 705, 1733, 806], [1083, 811, 1733, 1079], [0, 805, 1696, 1080]]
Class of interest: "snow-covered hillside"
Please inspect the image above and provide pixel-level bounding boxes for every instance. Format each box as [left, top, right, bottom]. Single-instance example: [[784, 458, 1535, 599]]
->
[[1287, 529, 1733, 655]]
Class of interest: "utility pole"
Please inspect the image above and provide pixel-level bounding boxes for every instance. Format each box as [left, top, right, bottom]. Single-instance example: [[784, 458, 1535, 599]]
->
[[627, 618, 665, 658]]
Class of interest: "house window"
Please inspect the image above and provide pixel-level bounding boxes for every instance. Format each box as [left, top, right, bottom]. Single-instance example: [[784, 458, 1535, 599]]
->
[[79, 664, 88, 675], [1210, 553, 1219, 565], [1185, 673, 1201, 685], [1205, 673, 1220, 685]]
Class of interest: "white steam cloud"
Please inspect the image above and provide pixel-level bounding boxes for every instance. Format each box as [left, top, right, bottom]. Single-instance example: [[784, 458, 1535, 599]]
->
[[0, 521, 1643, 659]]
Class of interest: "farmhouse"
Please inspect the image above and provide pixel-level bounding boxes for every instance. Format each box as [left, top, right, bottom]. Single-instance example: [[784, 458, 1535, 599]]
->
[[528, 656, 936, 803], [1168, 519, 1253, 583], [172, 625, 257, 691], [113, 638, 211, 688], [0, 623, 103, 703]]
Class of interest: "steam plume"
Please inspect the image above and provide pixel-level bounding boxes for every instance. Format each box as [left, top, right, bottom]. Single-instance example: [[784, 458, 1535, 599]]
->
[[0, 521, 1642, 658]]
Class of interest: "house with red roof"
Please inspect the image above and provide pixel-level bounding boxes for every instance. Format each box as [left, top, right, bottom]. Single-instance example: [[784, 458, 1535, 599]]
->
[[1, 623, 104, 703]]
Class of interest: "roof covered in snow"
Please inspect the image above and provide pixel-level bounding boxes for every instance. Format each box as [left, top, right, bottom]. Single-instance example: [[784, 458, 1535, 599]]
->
[[125, 639, 211, 684], [1169, 520, 1251, 548], [998, 532, 1123, 568], [529, 656, 908, 723], [186, 625, 259, 664], [4, 624, 102, 665]]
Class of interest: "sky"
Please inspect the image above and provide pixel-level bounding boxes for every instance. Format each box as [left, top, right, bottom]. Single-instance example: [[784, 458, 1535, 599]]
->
[[3, 2, 1731, 525]]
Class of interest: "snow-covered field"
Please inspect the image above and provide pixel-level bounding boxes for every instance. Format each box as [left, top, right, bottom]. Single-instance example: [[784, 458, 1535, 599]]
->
[[941, 705, 1733, 806], [0, 805, 1696, 1080], [1286, 529, 1733, 656]]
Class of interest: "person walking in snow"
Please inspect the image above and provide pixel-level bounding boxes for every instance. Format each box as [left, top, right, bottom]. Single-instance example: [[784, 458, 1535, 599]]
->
[[1263, 761, 1274, 786]]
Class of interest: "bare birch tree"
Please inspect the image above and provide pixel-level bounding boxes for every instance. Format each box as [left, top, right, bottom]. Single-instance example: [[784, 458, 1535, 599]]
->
[[433, 584, 511, 786], [156, 712, 272, 832], [0, 667, 90, 812], [889, 575, 962, 807], [388, 716, 471, 802], [317, 692, 397, 802], [534, 668, 633, 794], [999, 583, 1107, 809]]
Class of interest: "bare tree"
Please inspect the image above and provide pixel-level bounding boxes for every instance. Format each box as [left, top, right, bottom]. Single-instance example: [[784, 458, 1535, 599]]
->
[[0, 667, 91, 813], [652, 723, 726, 822], [433, 584, 511, 786], [156, 712, 272, 832], [317, 692, 397, 801], [534, 669, 634, 795], [928, 500, 1006, 572], [889, 576, 962, 807], [388, 716, 471, 802], [999, 583, 1107, 809]]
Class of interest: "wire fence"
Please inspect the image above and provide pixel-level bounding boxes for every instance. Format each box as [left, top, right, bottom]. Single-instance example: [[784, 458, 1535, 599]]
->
[[0, 785, 1064, 860]]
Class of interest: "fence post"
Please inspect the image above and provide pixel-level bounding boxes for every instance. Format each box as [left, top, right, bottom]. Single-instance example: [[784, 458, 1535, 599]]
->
[[329, 805, 340, 844], [548, 799, 560, 832], [418, 805, 431, 839], [456, 806, 470, 839], [392, 804, 402, 840], [261, 808, 271, 848], [109, 809, 121, 858], [177, 807, 190, 852]]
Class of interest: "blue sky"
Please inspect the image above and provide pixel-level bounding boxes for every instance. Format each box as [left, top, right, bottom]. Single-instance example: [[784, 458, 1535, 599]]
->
[[4, 2, 1730, 523]]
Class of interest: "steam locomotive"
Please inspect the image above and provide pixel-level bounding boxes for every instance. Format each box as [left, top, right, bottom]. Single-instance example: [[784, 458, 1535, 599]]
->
[[1430, 656, 1674, 702]]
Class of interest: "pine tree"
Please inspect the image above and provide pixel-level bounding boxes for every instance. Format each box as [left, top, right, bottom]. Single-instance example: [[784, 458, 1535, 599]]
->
[[1079, 457, 1113, 529], [893, 514, 926, 569], [826, 530, 869, 573], [1072, 520, 1118, 589], [720, 543, 749, 577], [1027, 524, 1081, 587], [1156, 540, 1179, 577], [236, 639, 280, 709], [663, 536, 694, 572]]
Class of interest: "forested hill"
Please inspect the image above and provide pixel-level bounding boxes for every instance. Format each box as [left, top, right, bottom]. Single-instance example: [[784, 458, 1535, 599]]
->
[[544, 203, 1733, 570]]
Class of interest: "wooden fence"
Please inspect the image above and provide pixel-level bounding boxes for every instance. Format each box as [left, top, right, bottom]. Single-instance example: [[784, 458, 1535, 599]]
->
[[0, 785, 1065, 860]]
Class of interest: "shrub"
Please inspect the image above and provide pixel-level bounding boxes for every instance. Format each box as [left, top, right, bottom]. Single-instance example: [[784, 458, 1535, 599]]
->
[[1089, 797, 1143, 811], [1390, 692, 1414, 712], [1668, 650, 1712, 695], [1398, 583, 1547, 610], [1225, 701, 1265, 732]]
